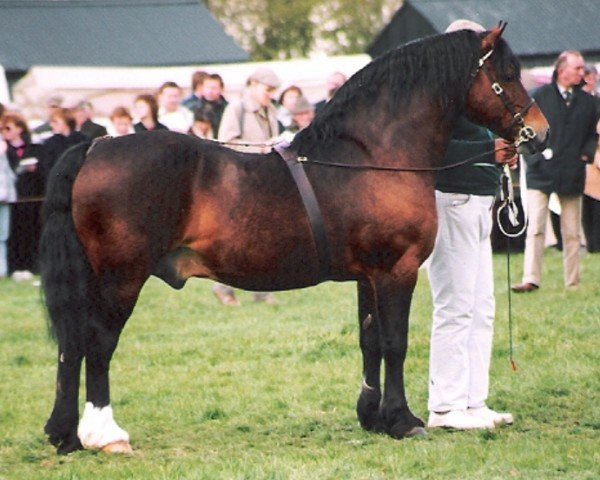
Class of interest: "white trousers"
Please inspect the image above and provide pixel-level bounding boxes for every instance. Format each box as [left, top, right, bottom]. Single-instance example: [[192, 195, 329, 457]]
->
[[427, 192, 495, 412]]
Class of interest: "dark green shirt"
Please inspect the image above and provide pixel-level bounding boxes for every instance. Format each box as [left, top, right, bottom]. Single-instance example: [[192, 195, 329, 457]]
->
[[435, 117, 500, 196]]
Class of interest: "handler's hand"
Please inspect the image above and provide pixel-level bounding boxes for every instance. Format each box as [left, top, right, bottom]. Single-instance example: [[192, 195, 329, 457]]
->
[[494, 139, 518, 168]]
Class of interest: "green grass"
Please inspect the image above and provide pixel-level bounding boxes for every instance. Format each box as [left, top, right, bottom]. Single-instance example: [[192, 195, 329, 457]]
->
[[1, 250, 598, 479]]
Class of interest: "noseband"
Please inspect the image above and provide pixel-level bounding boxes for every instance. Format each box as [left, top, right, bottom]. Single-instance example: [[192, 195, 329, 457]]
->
[[475, 49, 538, 146]]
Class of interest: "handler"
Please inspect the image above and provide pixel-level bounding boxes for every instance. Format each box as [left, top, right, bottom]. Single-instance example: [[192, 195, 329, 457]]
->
[[426, 19, 517, 431]]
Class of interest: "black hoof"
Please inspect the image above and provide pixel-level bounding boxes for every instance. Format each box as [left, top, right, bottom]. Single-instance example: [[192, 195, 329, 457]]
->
[[357, 387, 384, 433], [45, 418, 83, 454], [56, 435, 84, 455], [388, 416, 426, 439]]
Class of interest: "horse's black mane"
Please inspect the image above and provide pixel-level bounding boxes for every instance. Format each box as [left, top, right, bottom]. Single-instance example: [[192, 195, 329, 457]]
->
[[291, 29, 520, 157]]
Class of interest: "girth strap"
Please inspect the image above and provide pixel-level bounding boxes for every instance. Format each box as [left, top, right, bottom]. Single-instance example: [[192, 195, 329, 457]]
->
[[274, 143, 332, 279]]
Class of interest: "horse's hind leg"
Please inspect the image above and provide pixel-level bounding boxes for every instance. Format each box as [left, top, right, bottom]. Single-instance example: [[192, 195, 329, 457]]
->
[[77, 273, 146, 453], [356, 280, 383, 432], [45, 347, 84, 453]]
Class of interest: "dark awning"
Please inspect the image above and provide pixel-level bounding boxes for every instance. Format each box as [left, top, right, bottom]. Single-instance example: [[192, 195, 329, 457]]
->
[[368, 0, 600, 66], [0, 0, 249, 71]]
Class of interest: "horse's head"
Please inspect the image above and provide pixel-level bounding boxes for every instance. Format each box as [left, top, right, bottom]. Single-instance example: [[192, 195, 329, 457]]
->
[[464, 23, 549, 154]]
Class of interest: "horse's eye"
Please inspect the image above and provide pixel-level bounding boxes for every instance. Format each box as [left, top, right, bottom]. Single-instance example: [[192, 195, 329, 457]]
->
[[502, 67, 520, 83], [499, 70, 518, 83]]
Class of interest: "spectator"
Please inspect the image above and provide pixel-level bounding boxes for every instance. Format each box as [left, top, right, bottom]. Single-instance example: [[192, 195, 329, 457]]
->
[[183, 73, 228, 135], [157, 81, 193, 133], [279, 94, 314, 141], [109, 106, 134, 137], [71, 100, 108, 140], [426, 19, 516, 432], [0, 149, 15, 279], [214, 67, 281, 306], [189, 106, 215, 139], [32, 94, 64, 143], [1, 112, 45, 278], [314, 72, 347, 115], [133, 94, 168, 133], [181, 70, 209, 111], [582, 64, 600, 252], [277, 85, 303, 129], [512, 51, 599, 293], [218, 67, 281, 152], [0, 104, 17, 279], [40, 108, 87, 183]]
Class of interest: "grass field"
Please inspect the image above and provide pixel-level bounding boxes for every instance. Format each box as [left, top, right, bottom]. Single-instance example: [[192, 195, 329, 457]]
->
[[1, 250, 598, 479]]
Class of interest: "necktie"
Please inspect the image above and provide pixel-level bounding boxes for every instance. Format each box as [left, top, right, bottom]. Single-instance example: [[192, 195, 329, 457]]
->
[[564, 90, 572, 106]]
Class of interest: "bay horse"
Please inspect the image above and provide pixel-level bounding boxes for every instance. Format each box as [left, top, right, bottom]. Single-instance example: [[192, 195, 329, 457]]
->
[[41, 25, 548, 454]]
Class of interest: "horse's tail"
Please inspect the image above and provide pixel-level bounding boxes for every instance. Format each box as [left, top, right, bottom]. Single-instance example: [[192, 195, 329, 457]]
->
[[40, 142, 93, 347]]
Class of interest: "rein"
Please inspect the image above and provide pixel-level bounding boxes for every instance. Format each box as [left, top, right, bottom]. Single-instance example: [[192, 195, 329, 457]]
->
[[211, 135, 515, 173], [291, 145, 513, 172], [496, 164, 525, 372], [5, 196, 46, 205]]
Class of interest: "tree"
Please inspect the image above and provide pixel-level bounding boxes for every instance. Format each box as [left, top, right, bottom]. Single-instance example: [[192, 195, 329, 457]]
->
[[203, 0, 402, 60], [204, 0, 317, 60], [311, 0, 402, 55]]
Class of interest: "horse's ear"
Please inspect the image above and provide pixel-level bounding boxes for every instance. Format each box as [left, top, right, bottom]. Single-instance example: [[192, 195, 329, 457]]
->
[[482, 21, 507, 51]]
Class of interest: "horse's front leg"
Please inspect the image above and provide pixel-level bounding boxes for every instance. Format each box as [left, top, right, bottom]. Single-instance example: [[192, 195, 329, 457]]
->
[[356, 280, 383, 432], [373, 270, 426, 439]]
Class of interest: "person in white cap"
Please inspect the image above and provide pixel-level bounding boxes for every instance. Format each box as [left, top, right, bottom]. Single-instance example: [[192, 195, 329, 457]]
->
[[425, 19, 515, 431], [213, 67, 282, 306], [217, 67, 281, 154]]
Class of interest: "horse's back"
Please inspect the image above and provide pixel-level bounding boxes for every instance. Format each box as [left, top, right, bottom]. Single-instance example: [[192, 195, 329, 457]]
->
[[70, 132, 322, 290]]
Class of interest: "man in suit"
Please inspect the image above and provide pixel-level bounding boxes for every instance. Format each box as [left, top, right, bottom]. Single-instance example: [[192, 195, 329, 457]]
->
[[72, 100, 108, 140], [512, 51, 599, 293]]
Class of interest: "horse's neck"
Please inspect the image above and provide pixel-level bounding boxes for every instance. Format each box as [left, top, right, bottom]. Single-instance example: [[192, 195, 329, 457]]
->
[[351, 95, 455, 168]]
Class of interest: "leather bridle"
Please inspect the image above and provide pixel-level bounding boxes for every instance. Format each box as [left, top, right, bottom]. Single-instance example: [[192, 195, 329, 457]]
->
[[475, 48, 538, 147]]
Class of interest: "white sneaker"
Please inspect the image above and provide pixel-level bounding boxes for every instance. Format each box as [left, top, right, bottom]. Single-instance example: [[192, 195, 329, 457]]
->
[[428, 410, 495, 430], [12, 270, 34, 282], [467, 406, 513, 426]]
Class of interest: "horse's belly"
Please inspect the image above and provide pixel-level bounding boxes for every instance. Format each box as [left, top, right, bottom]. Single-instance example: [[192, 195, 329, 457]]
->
[[156, 234, 326, 291], [214, 241, 325, 291]]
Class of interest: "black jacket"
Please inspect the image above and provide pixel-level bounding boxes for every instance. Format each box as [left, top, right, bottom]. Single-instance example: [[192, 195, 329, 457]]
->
[[79, 119, 108, 140], [524, 82, 598, 195], [6, 142, 45, 197], [40, 131, 88, 182]]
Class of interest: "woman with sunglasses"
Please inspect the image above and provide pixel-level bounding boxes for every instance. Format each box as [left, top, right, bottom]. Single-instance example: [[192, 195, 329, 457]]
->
[[1, 112, 45, 278]]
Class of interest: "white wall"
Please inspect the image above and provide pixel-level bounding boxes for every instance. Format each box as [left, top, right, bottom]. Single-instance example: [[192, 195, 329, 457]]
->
[[0, 65, 10, 105]]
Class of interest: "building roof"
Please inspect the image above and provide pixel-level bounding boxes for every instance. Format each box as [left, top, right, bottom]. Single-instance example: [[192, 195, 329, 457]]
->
[[368, 0, 600, 67], [0, 0, 249, 72]]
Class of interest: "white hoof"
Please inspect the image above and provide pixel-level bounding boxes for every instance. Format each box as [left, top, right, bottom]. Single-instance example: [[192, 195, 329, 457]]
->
[[101, 440, 133, 454]]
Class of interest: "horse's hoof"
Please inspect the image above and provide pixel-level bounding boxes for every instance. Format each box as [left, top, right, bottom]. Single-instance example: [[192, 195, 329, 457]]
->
[[406, 426, 427, 438], [388, 418, 426, 439], [101, 441, 133, 454], [55, 437, 84, 455]]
